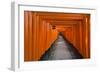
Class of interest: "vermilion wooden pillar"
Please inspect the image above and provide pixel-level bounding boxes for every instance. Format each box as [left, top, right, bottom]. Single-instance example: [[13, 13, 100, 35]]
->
[[24, 11, 90, 61]]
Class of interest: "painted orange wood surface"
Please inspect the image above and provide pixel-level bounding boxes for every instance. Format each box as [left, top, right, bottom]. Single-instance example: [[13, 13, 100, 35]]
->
[[24, 11, 90, 61]]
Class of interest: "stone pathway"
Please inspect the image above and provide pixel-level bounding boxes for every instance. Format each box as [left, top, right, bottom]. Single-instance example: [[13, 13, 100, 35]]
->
[[40, 34, 83, 60]]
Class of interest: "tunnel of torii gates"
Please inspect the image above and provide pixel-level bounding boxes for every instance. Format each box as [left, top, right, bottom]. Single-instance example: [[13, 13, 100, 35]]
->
[[24, 11, 90, 61]]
